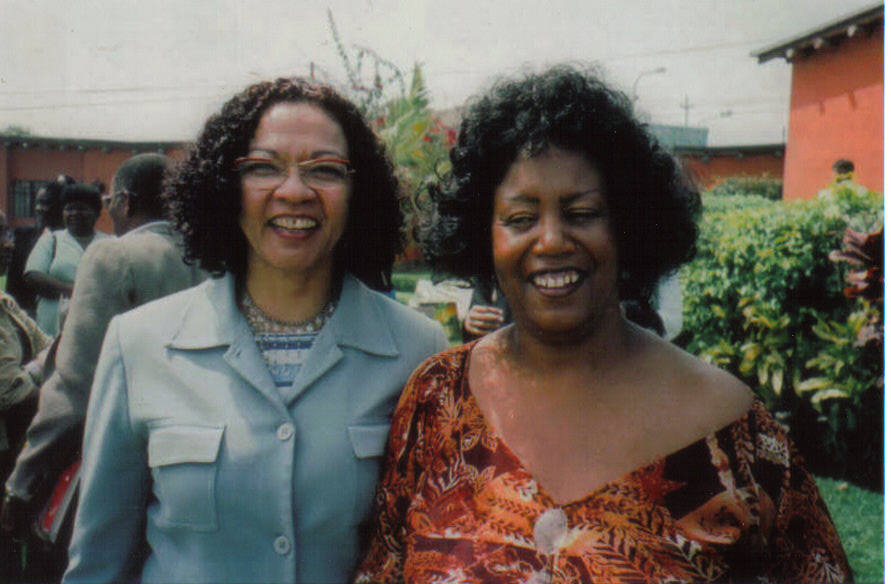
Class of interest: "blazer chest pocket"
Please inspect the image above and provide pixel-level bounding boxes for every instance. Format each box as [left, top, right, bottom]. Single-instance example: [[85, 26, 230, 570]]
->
[[348, 423, 391, 524], [348, 424, 391, 459], [148, 424, 223, 532]]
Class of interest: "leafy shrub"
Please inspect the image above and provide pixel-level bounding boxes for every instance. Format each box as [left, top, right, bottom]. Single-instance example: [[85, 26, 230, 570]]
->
[[796, 222, 883, 487], [682, 181, 883, 487], [709, 175, 783, 200], [817, 179, 883, 233], [391, 271, 424, 294], [701, 192, 774, 214], [372, 66, 452, 267], [327, 13, 450, 268]]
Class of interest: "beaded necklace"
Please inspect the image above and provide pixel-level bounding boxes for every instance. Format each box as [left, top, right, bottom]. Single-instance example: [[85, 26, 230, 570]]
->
[[239, 293, 338, 390], [240, 292, 336, 335]]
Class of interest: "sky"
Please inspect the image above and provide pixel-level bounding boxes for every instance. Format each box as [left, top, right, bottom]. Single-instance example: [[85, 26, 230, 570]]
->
[[0, 0, 881, 146]]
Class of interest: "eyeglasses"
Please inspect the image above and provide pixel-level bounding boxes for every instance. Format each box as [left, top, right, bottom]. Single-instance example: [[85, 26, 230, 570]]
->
[[234, 156, 354, 190], [101, 190, 129, 209]]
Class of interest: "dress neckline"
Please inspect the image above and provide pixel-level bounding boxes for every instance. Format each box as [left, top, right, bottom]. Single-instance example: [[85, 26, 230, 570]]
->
[[459, 341, 759, 508]]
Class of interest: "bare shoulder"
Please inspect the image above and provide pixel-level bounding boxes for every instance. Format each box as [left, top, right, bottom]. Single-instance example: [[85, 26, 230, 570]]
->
[[467, 327, 512, 393], [469, 326, 513, 370], [637, 329, 754, 429]]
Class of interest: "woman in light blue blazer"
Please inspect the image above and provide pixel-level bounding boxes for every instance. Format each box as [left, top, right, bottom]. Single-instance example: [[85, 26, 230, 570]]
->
[[64, 78, 448, 584]]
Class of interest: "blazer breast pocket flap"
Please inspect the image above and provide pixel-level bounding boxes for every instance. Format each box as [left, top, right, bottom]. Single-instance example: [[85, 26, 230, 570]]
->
[[148, 425, 224, 467], [347, 424, 391, 459]]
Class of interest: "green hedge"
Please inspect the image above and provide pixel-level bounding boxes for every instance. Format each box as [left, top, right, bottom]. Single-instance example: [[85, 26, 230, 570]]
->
[[682, 183, 883, 488], [701, 192, 774, 213], [710, 175, 783, 200], [391, 271, 425, 294]]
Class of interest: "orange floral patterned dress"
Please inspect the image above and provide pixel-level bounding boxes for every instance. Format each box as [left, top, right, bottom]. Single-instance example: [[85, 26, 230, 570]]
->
[[355, 344, 852, 584]]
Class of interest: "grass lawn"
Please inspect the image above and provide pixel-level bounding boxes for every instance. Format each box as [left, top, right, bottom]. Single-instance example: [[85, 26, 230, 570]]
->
[[816, 476, 883, 583]]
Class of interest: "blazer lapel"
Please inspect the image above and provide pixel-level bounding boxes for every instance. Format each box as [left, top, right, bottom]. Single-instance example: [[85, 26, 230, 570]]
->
[[167, 275, 284, 411], [282, 327, 343, 404], [284, 275, 399, 406], [222, 333, 284, 411]]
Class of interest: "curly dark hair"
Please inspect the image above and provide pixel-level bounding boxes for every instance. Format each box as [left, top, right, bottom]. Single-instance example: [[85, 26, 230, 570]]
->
[[419, 65, 700, 301], [165, 77, 402, 291]]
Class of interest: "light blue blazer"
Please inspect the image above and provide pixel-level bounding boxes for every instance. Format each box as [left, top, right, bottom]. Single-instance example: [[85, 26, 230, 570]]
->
[[64, 273, 448, 584]]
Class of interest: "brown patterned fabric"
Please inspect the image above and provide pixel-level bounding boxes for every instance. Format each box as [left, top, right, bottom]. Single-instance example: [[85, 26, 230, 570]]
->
[[356, 344, 852, 584]]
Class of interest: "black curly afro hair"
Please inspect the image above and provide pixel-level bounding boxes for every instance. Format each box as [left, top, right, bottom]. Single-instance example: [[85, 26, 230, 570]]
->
[[418, 65, 700, 301], [165, 77, 402, 291]]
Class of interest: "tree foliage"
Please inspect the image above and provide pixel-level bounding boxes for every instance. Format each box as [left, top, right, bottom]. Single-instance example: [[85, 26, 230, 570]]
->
[[327, 11, 453, 262]]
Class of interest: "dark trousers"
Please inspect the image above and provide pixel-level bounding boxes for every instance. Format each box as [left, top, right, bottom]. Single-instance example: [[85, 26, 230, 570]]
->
[[1, 396, 69, 584]]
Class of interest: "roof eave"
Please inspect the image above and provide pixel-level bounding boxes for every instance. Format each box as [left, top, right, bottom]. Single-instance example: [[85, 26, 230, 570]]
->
[[752, 3, 884, 64]]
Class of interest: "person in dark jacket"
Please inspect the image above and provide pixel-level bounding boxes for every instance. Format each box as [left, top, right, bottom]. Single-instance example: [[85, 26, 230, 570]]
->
[[6, 176, 69, 314]]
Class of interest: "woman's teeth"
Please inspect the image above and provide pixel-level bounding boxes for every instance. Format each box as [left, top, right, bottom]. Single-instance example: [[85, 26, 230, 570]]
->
[[532, 271, 580, 289], [270, 217, 317, 230]]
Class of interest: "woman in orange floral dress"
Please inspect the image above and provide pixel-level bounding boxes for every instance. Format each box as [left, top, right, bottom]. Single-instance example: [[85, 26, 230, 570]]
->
[[355, 66, 851, 584]]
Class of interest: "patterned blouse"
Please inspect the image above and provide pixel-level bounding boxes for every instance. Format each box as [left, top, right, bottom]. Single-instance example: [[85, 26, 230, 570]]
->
[[356, 344, 851, 583]]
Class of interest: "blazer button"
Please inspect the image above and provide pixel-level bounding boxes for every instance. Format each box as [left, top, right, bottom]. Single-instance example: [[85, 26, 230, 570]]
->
[[273, 535, 291, 555], [277, 423, 295, 441]]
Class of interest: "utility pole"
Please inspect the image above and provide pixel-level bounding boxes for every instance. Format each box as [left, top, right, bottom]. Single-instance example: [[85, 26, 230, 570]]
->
[[680, 95, 693, 127]]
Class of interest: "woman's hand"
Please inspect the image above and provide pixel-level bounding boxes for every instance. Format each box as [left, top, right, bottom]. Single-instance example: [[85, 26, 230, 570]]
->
[[463, 305, 505, 338]]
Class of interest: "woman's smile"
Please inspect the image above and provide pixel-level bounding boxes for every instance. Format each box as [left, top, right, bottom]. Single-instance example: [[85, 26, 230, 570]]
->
[[268, 215, 318, 231], [527, 268, 587, 296], [266, 214, 321, 240], [491, 146, 619, 339]]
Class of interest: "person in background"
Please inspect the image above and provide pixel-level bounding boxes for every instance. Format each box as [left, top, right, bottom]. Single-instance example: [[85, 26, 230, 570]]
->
[[0, 210, 52, 584], [24, 183, 109, 335], [64, 78, 448, 584], [461, 277, 511, 342], [357, 66, 851, 583], [7, 176, 69, 315], [831, 158, 855, 183], [1, 154, 207, 577]]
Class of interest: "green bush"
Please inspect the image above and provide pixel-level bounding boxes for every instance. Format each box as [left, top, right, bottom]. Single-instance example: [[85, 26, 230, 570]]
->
[[682, 182, 883, 487], [391, 271, 425, 294], [327, 12, 450, 267], [701, 192, 774, 214], [709, 175, 783, 200]]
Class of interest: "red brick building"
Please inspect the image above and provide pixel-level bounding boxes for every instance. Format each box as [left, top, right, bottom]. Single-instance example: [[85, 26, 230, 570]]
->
[[754, 4, 883, 200], [0, 135, 184, 231], [675, 144, 785, 190]]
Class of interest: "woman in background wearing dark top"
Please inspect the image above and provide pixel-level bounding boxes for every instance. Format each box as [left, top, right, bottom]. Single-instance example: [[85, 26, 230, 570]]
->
[[7, 176, 69, 315]]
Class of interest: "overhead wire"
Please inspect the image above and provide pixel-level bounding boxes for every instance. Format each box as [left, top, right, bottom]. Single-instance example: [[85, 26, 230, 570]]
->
[[0, 90, 237, 112]]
